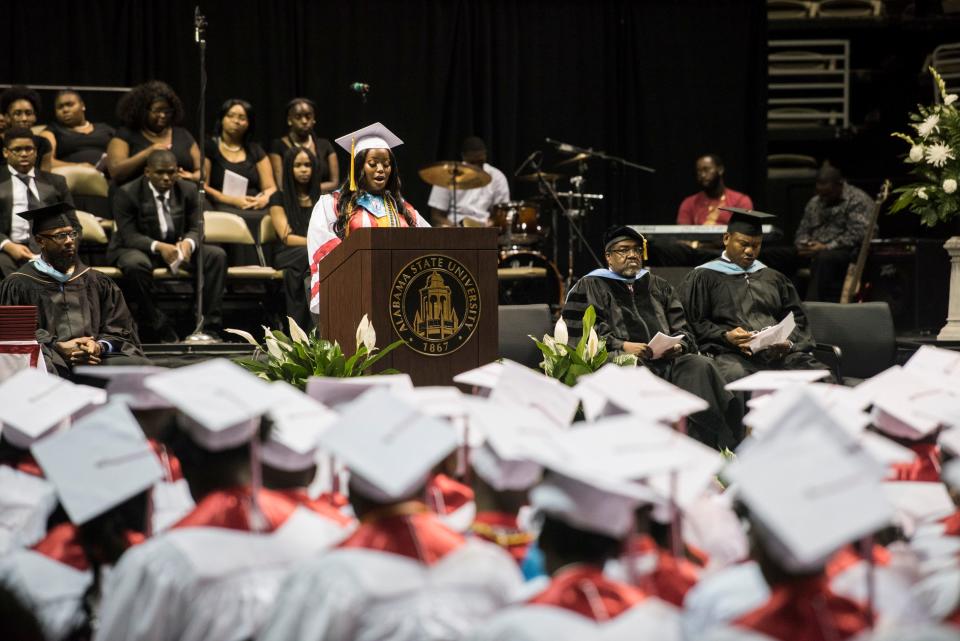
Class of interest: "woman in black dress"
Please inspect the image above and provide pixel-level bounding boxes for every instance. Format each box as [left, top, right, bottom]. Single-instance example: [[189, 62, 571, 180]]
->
[[203, 98, 276, 211], [268, 146, 321, 329], [268, 98, 338, 193], [107, 80, 200, 185], [40, 90, 115, 170], [0, 86, 52, 171]]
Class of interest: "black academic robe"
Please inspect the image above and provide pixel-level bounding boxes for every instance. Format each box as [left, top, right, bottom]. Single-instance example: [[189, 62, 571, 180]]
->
[[562, 272, 743, 448], [0, 261, 145, 374], [678, 264, 827, 383]]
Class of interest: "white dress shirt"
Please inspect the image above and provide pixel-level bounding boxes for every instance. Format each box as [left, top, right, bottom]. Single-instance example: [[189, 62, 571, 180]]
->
[[427, 163, 510, 224], [147, 183, 195, 254], [2, 165, 38, 249]]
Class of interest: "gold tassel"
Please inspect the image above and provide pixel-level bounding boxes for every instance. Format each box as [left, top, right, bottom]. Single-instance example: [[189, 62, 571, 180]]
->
[[349, 137, 357, 191], [642, 236, 648, 261]]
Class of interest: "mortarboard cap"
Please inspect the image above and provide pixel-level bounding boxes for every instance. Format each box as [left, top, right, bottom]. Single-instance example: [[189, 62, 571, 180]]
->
[[72, 365, 170, 411], [0, 368, 106, 449], [17, 202, 77, 234], [530, 471, 651, 539], [724, 369, 829, 394], [575, 364, 708, 424], [334, 122, 403, 156], [490, 360, 580, 428], [603, 225, 646, 253], [727, 391, 894, 573], [31, 401, 163, 525], [939, 428, 960, 457], [721, 207, 776, 236], [262, 381, 337, 472], [305, 373, 414, 408], [466, 400, 554, 491], [318, 389, 460, 502], [452, 360, 504, 391], [144, 359, 274, 451]]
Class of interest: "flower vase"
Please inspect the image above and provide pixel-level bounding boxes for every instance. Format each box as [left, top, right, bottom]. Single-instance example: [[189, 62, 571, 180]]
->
[[939, 236, 960, 341]]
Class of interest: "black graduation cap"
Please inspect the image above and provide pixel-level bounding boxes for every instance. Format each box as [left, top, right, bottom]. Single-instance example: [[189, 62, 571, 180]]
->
[[721, 207, 776, 236], [603, 225, 646, 251], [18, 202, 77, 234]]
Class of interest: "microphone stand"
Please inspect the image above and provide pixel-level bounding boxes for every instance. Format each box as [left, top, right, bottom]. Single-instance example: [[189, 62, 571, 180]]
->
[[183, 7, 215, 344], [545, 138, 656, 174], [533, 158, 603, 291]]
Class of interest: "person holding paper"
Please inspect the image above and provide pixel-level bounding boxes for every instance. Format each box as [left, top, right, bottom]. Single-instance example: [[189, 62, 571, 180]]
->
[[562, 225, 742, 448], [109, 149, 226, 342], [0, 202, 146, 375], [203, 99, 277, 211], [307, 122, 430, 316], [679, 208, 828, 384]]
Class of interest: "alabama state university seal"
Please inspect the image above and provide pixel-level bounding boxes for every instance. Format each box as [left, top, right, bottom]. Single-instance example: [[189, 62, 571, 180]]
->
[[390, 254, 481, 356]]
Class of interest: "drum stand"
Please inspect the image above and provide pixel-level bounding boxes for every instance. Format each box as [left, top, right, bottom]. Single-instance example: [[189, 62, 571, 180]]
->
[[536, 172, 603, 292]]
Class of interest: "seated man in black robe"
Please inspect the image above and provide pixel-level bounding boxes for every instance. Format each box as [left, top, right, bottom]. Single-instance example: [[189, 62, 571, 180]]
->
[[679, 208, 827, 384], [0, 202, 147, 377], [562, 225, 743, 449]]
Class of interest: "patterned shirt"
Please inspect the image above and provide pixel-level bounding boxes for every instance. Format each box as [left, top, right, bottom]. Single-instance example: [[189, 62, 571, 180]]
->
[[795, 183, 873, 250]]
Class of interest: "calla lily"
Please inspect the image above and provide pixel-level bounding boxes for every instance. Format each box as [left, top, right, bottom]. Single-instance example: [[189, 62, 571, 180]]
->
[[287, 316, 309, 345], [554, 318, 569, 346], [264, 335, 285, 360], [542, 334, 558, 354], [224, 328, 260, 347], [356, 314, 370, 349], [362, 321, 377, 352], [585, 328, 600, 359]]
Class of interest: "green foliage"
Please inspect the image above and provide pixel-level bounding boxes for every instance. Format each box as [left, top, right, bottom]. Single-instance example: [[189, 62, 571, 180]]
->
[[888, 67, 960, 227], [227, 317, 403, 390], [528, 305, 637, 386]]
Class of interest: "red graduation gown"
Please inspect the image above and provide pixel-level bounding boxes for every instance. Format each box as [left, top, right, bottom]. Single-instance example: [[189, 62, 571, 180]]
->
[[339, 501, 465, 564], [528, 564, 648, 621]]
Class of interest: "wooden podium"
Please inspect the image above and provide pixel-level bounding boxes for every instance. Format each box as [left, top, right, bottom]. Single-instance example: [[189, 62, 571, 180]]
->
[[316, 227, 499, 385]]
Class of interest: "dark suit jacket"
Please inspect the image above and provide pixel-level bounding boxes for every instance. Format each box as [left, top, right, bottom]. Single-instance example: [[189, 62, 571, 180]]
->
[[109, 177, 201, 259], [0, 168, 74, 245]]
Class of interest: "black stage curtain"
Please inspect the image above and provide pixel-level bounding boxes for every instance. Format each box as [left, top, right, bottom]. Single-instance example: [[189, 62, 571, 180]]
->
[[4, 0, 766, 273]]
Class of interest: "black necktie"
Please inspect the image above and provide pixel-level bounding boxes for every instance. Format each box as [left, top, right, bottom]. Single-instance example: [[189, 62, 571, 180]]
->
[[159, 194, 175, 242], [16, 174, 41, 210]]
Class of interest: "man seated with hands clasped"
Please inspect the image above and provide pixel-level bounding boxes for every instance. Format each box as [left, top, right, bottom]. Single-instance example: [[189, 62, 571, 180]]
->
[[109, 149, 226, 342]]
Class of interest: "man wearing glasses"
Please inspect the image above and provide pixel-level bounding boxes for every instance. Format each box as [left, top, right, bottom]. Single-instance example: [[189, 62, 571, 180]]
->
[[0, 202, 146, 376], [0, 127, 74, 280], [560, 225, 742, 449]]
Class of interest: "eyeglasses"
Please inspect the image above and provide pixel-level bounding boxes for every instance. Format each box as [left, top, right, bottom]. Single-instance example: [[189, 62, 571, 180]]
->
[[38, 230, 80, 243], [608, 246, 642, 258]]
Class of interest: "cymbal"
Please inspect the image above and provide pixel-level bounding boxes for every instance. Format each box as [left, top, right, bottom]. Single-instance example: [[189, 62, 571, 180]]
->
[[552, 152, 592, 168], [419, 161, 491, 190], [516, 171, 563, 183]]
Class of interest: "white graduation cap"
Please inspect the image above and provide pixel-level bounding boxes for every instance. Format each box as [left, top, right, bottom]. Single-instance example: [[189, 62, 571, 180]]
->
[[574, 364, 709, 424], [882, 481, 956, 537], [904, 345, 960, 381], [466, 400, 555, 491], [31, 401, 164, 525], [317, 389, 460, 502], [871, 395, 944, 440], [73, 365, 170, 411], [452, 360, 504, 392], [0, 368, 106, 448], [144, 359, 275, 451], [530, 471, 652, 540], [942, 458, 960, 493], [489, 360, 580, 428], [726, 390, 894, 573], [724, 368, 829, 394], [334, 121, 404, 156], [939, 428, 960, 456], [262, 381, 338, 472], [305, 373, 414, 408]]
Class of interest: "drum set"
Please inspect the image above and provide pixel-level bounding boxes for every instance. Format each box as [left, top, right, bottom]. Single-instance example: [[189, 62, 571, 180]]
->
[[418, 152, 603, 308]]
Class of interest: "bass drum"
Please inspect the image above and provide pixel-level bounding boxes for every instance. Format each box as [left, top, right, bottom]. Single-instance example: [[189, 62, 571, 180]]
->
[[497, 250, 564, 307], [490, 201, 544, 247]]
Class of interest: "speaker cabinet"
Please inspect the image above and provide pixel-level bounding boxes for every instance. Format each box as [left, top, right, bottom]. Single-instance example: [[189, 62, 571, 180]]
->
[[862, 238, 949, 335]]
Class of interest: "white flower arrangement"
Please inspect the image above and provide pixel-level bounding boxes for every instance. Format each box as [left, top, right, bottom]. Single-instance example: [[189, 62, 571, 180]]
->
[[890, 67, 960, 226]]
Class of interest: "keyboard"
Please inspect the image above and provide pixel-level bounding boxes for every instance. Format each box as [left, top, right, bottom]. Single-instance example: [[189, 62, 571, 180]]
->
[[629, 224, 775, 240]]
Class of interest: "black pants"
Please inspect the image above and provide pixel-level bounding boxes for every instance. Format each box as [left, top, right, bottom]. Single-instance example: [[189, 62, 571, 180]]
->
[[273, 244, 311, 331], [113, 245, 227, 332], [712, 350, 832, 384], [804, 248, 853, 303]]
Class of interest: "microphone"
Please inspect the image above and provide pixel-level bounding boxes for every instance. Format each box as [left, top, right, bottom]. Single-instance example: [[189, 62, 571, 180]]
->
[[194, 6, 206, 43], [349, 82, 370, 94], [545, 138, 578, 154], [514, 150, 542, 177]]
